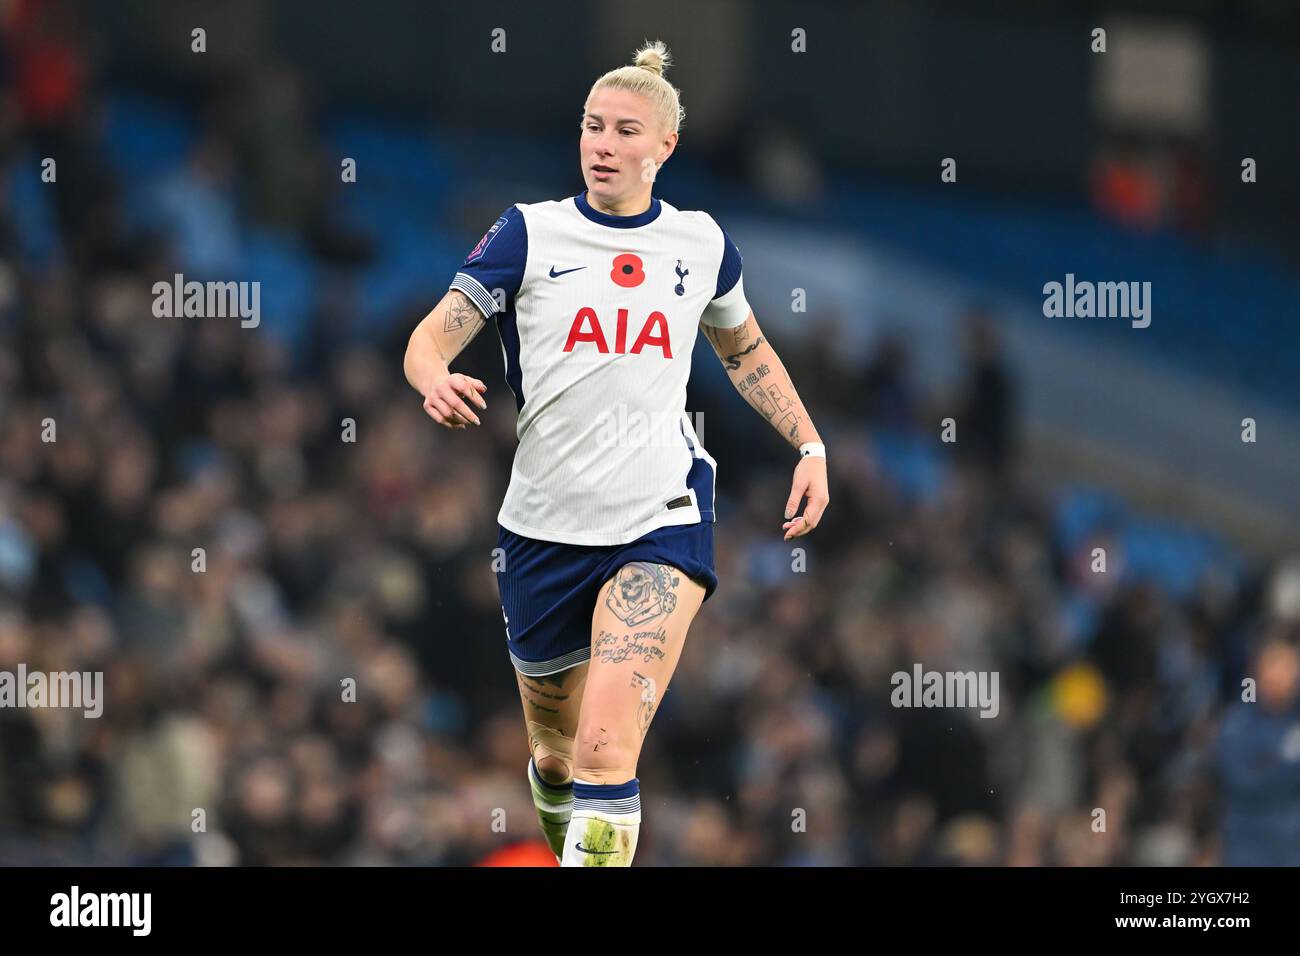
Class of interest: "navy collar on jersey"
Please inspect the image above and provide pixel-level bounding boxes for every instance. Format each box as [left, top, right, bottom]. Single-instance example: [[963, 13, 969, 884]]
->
[[573, 191, 662, 228]]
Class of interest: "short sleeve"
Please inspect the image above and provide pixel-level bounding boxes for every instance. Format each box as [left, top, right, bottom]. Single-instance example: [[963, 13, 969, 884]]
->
[[449, 206, 528, 317], [700, 224, 751, 329]]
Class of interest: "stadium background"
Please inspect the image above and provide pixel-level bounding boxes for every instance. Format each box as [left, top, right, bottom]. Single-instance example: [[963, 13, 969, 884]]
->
[[1, 0, 1298, 865]]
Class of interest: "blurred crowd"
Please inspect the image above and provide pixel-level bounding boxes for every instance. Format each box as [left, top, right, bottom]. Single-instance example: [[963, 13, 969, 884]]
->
[[2, 0, 1300, 867]]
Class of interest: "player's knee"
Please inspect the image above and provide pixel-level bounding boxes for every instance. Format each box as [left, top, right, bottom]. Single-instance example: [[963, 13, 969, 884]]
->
[[527, 719, 575, 784], [533, 750, 572, 786], [573, 726, 638, 782]]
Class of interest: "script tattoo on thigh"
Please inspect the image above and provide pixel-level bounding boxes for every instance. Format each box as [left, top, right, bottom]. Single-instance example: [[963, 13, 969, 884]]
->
[[606, 562, 679, 626], [593, 627, 667, 665], [521, 678, 570, 702], [520, 688, 559, 714], [519, 673, 573, 715]]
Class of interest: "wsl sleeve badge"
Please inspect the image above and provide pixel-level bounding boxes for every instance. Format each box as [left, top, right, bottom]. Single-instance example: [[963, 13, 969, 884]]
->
[[465, 215, 509, 265]]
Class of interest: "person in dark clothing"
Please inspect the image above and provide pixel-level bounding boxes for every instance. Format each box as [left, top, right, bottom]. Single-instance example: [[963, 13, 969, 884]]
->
[[1217, 636, 1300, 865]]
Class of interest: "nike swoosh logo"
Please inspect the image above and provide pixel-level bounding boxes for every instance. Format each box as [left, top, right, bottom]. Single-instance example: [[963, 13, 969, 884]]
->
[[574, 843, 616, 855], [549, 266, 587, 278]]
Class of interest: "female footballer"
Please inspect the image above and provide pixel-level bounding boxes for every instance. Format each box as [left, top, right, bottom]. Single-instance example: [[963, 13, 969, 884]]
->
[[403, 40, 828, 866]]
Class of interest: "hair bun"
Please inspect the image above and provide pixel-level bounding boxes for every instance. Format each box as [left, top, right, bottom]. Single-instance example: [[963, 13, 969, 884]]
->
[[633, 40, 671, 77]]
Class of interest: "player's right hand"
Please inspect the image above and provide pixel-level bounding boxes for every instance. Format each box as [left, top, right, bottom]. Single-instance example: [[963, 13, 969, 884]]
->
[[423, 373, 487, 429]]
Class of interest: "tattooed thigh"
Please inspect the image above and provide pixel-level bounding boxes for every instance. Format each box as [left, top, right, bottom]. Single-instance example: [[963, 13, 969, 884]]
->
[[581, 563, 706, 752], [516, 664, 586, 761], [604, 562, 681, 628]]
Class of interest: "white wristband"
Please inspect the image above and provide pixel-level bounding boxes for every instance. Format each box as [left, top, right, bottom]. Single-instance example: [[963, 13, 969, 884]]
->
[[799, 442, 826, 460]]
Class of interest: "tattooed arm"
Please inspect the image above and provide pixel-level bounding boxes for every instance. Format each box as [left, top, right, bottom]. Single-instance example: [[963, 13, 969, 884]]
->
[[404, 289, 490, 429], [700, 311, 821, 448], [701, 311, 830, 539]]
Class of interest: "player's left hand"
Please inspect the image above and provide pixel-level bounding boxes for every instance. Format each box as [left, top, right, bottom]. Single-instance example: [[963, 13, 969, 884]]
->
[[782, 456, 829, 540]]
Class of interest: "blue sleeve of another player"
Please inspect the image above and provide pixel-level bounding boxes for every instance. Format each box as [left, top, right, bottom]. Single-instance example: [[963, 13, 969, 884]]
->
[[450, 206, 528, 317], [714, 227, 743, 299]]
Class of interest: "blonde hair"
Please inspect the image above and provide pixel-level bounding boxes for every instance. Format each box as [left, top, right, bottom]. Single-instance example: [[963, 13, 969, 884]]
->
[[585, 39, 684, 136]]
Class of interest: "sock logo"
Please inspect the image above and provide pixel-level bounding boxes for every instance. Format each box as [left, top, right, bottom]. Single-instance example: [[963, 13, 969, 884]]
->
[[574, 843, 617, 855]]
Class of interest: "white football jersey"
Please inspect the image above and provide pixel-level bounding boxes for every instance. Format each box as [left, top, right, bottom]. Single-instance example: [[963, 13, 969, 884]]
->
[[449, 192, 751, 546]]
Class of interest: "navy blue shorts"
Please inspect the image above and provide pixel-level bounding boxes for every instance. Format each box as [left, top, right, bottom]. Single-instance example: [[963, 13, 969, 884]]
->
[[495, 520, 717, 676]]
